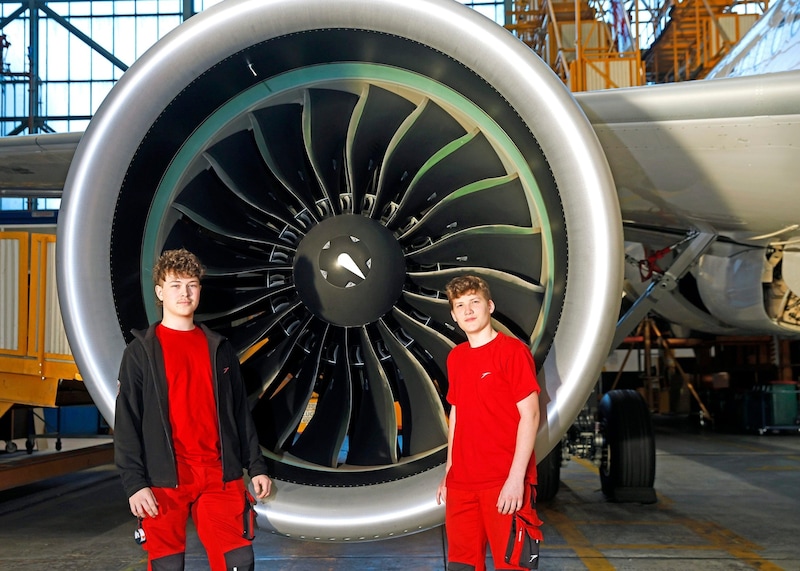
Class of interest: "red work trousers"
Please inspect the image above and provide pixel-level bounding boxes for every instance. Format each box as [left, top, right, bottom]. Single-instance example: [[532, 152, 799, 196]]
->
[[445, 484, 538, 571], [142, 461, 253, 571]]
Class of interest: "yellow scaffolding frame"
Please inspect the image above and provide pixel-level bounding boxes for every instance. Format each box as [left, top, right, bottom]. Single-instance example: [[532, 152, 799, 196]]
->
[[506, 0, 763, 89], [507, 0, 646, 91]]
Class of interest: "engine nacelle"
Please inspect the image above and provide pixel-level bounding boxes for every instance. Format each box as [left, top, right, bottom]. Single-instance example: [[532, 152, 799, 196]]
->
[[624, 239, 800, 336], [57, 0, 623, 541]]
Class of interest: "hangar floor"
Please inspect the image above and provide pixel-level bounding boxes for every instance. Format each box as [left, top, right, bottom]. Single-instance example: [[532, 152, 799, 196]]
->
[[0, 416, 798, 570]]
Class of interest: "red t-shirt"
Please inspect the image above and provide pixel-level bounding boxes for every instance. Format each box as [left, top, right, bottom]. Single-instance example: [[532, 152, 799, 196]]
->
[[156, 324, 221, 466], [445, 331, 540, 490]]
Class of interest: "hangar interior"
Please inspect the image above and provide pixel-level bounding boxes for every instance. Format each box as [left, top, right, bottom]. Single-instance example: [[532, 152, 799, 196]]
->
[[0, 0, 796, 500], [0, 1, 799, 570]]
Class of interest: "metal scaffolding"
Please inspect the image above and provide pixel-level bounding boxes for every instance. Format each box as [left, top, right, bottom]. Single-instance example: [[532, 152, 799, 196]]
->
[[505, 0, 766, 89]]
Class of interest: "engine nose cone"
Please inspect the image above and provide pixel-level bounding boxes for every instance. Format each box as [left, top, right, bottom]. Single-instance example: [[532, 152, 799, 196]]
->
[[294, 214, 406, 327], [320, 235, 371, 288]]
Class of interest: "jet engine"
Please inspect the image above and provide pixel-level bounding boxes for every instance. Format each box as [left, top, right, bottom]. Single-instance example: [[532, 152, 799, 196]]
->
[[57, 0, 623, 541]]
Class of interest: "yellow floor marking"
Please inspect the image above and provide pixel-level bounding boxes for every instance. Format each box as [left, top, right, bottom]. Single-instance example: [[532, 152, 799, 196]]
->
[[544, 509, 616, 571], [551, 454, 786, 570], [678, 518, 785, 571], [572, 457, 599, 474], [747, 465, 800, 471]]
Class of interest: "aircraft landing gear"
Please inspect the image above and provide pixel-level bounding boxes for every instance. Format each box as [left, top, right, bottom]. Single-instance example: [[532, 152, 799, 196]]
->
[[536, 445, 562, 502], [538, 389, 657, 504], [598, 389, 657, 503]]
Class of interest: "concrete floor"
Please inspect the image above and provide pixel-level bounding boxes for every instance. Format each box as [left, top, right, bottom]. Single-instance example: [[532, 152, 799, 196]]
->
[[1, 417, 799, 570]]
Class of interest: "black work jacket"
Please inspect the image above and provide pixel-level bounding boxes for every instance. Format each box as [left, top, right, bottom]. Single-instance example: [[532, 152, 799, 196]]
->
[[114, 323, 269, 498]]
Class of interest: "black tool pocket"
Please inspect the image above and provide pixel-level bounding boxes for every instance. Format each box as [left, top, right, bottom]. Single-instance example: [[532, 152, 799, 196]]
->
[[505, 486, 544, 570], [504, 511, 543, 569]]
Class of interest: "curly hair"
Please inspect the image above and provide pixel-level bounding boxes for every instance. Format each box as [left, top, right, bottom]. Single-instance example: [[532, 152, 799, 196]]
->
[[444, 275, 492, 308], [152, 248, 206, 285]]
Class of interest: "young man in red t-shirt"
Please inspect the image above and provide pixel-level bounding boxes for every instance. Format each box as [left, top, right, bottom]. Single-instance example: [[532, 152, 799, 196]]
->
[[436, 275, 542, 570], [115, 248, 272, 571]]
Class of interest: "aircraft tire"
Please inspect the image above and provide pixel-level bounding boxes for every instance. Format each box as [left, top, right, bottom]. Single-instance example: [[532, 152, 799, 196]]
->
[[598, 389, 656, 503], [535, 443, 562, 502]]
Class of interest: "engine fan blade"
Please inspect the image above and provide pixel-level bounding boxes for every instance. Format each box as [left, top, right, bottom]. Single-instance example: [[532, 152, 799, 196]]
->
[[346, 327, 400, 466], [290, 330, 354, 467], [390, 307, 456, 385], [376, 319, 447, 456], [407, 225, 543, 282], [263, 324, 328, 450], [408, 268, 544, 340], [387, 130, 506, 229], [399, 175, 532, 242], [304, 89, 360, 214], [251, 104, 323, 221], [372, 99, 466, 220], [346, 84, 417, 214]]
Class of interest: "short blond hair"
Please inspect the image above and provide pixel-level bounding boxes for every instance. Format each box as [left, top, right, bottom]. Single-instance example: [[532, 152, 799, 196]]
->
[[445, 275, 492, 309]]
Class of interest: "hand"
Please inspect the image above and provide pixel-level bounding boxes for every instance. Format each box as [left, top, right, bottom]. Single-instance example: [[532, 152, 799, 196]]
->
[[436, 477, 447, 505], [251, 474, 272, 499], [496, 477, 524, 515], [129, 487, 159, 518]]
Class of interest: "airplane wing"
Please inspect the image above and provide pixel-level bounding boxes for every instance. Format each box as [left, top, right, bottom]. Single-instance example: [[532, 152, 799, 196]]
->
[[0, 132, 80, 196], [576, 71, 800, 337], [577, 71, 800, 241]]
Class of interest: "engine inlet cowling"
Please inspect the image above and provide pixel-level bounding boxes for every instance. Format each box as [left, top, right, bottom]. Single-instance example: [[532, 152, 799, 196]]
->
[[57, 0, 623, 541]]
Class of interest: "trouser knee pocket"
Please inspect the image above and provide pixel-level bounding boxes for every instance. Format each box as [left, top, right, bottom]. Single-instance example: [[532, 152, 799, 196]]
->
[[224, 544, 254, 571], [150, 552, 185, 571]]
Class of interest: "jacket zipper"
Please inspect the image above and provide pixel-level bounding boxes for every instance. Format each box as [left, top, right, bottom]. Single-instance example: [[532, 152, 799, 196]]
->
[[148, 334, 178, 487], [208, 328, 225, 484]]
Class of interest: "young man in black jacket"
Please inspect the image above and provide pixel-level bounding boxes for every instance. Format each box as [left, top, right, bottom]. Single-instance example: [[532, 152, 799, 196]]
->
[[115, 248, 271, 571]]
